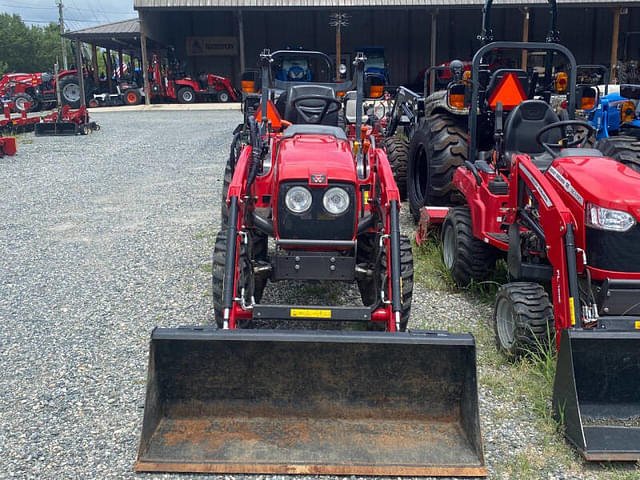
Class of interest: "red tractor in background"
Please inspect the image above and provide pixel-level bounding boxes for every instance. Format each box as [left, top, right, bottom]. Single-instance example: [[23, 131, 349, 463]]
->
[[145, 53, 238, 105], [0, 70, 96, 112]]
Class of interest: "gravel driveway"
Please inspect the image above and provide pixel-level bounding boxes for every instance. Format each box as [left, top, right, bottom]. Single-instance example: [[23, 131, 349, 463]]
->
[[0, 110, 633, 479]]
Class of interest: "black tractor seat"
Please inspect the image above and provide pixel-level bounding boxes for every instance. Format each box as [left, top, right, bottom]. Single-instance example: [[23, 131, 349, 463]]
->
[[503, 100, 561, 172], [279, 84, 340, 126], [281, 124, 348, 141]]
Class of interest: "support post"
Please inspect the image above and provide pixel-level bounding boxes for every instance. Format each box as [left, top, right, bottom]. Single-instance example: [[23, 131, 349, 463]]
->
[[139, 13, 151, 106], [429, 9, 437, 95], [75, 38, 86, 108], [91, 43, 99, 84], [610, 7, 621, 84], [118, 49, 124, 79], [106, 48, 114, 94], [521, 7, 530, 70], [238, 10, 246, 74]]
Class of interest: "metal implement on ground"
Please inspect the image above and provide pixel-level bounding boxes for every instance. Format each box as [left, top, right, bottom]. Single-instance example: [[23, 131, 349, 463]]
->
[[135, 328, 485, 476], [35, 105, 99, 136]]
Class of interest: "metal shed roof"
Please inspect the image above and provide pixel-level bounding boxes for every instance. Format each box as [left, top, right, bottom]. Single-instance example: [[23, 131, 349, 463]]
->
[[63, 19, 144, 52], [134, 0, 636, 8]]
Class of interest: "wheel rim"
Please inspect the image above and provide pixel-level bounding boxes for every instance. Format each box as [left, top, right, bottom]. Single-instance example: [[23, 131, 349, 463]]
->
[[442, 223, 455, 270], [496, 296, 516, 349], [15, 97, 26, 111], [219, 92, 229, 102], [127, 92, 137, 103], [183, 90, 193, 102], [414, 146, 428, 202], [62, 83, 80, 102]]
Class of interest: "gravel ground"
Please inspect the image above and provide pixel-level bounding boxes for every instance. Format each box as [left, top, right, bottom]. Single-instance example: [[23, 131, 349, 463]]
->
[[0, 110, 636, 479]]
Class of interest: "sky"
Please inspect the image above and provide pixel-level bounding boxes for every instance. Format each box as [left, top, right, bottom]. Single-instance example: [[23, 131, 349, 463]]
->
[[0, 0, 137, 31]]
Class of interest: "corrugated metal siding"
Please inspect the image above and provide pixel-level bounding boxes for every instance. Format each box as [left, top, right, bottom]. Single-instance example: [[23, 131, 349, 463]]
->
[[134, 0, 634, 7]]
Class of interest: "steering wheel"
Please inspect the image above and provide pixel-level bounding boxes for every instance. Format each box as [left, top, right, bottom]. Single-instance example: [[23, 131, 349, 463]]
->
[[535, 120, 596, 158], [291, 95, 342, 124]]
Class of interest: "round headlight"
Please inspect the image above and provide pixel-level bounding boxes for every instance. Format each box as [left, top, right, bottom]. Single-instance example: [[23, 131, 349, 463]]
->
[[323, 187, 350, 215], [285, 186, 312, 213]]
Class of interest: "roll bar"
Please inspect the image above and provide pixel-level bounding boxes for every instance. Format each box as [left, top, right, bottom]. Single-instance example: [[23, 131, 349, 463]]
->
[[479, 0, 559, 44], [468, 41, 577, 162]]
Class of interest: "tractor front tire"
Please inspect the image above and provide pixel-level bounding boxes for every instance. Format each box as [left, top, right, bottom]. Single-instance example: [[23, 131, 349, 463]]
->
[[177, 87, 196, 104], [384, 136, 409, 200], [123, 89, 142, 106], [217, 91, 231, 103], [357, 233, 413, 331], [493, 282, 554, 358], [442, 207, 497, 287], [58, 75, 82, 109], [12, 93, 36, 113], [407, 114, 467, 222], [596, 136, 640, 173]]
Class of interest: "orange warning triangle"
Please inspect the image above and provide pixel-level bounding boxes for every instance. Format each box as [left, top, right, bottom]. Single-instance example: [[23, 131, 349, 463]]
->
[[255, 100, 282, 130], [488, 73, 527, 110]]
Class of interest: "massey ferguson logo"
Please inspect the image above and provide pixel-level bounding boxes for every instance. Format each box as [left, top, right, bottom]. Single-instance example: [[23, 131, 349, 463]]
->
[[310, 174, 327, 185]]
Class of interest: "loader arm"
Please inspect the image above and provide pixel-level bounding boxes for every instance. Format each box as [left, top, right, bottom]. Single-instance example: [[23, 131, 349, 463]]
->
[[507, 154, 580, 335]]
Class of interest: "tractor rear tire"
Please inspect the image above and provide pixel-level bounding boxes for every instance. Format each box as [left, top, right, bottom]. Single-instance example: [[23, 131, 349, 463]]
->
[[384, 136, 409, 200], [596, 136, 640, 173], [177, 87, 196, 104], [357, 233, 413, 331], [123, 89, 142, 106], [407, 114, 467, 222], [442, 206, 498, 287], [58, 75, 82, 109], [493, 282, 554, 358]]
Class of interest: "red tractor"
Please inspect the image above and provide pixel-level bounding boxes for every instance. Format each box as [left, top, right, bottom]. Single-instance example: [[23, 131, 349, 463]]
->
[[134, 51, 486, 477], [0, 70, 94, 112], [146, 54, 238, 104], [431, 41, 640, 461]]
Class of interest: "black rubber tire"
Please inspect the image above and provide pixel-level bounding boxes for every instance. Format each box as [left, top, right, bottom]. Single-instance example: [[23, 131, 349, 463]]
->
[[58, 75, 82, 108], [384, 136, 409, 200], [217, 90, 231, 103], [177, 87, 196, 104], [12, 93, 35, 113], [123, 88, 142, 106], [211, 230, 266, 329], [596, 136, 640, 173], [407, 114, 467, 222], [441, 206, 497, 287], [357, 233, 413, 331], [493, 282, 554, 357]]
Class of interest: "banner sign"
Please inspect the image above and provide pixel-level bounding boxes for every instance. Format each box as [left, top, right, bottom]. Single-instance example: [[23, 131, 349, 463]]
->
[[186, 36, 237, 56]]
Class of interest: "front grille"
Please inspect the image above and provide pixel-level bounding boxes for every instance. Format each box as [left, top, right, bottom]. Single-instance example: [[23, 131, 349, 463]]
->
[[277, 182, 356, 240], [586, 225, 640, 273]]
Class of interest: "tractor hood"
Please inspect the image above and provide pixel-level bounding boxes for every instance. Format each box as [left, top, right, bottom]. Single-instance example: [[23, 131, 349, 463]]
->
[[549, 155, 640, 219], [276, 134, 357, 184]]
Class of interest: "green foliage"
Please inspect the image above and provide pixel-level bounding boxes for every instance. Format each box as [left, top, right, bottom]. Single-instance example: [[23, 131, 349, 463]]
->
[[0, 13, 72, 73]]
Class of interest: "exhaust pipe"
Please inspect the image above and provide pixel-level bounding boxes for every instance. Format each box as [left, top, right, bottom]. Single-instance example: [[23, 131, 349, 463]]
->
[[135, 328, 487, 476]]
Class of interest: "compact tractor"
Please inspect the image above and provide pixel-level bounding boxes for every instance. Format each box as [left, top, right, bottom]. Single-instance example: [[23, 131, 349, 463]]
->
[[431, 40, 640, 461], [0, 69, 95, 112], [148, 54, 238, 104], [134, 51, 486, 477]]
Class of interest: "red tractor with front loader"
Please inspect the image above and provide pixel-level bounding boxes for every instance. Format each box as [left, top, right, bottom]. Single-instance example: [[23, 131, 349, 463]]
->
[[146, 54, 238, 104], [0, 70, 95, 112], [134, 50, 486, 477], [427, 40, 640, 461]]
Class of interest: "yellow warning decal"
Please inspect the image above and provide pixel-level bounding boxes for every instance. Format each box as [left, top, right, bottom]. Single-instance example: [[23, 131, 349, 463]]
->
[[364, 190, 369, 205], [635, 321, 640, 330], [290, 308, 332, 319], [569, 297, 576, 326]]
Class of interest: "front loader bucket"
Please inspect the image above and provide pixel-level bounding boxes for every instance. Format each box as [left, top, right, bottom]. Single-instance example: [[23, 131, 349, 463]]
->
[[135, 327, 486, 476], [553, 329, 640, 461], [35, 122, 78, 136]]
